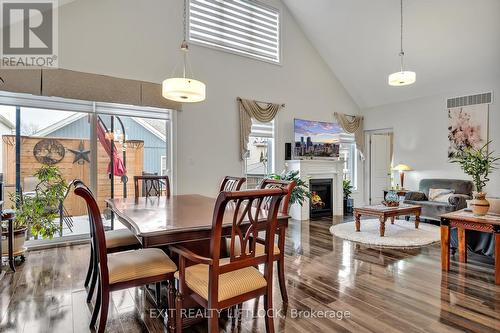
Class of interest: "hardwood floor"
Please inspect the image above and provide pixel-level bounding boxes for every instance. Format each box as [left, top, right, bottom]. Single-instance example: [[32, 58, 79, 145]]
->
[[1, 217, 499, 333]]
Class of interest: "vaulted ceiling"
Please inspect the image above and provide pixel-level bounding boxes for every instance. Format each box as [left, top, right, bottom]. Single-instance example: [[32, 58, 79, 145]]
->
[[283, 0, 500, 109]]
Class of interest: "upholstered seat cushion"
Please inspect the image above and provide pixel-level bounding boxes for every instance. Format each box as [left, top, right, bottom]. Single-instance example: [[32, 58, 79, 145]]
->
[[108, 248, 177, 284], [105, 228, 141, 249], [174, 258, 267, 302], [255, 242, 280, 255]]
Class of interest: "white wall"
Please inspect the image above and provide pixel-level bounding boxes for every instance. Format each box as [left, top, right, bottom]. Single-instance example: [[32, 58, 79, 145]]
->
[[362, 82, 500, 199], [58, 0, 359, 196]]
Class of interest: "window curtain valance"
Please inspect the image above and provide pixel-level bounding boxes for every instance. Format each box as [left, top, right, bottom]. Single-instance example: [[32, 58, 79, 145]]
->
[[0, 68, 182, 111], [238, 97, 283, 160], [334, 112, 365, 158]]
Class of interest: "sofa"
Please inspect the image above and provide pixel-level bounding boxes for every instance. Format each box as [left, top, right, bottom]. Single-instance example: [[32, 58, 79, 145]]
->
[[403, 178, 473, 221], [405, 179, 497, 258]]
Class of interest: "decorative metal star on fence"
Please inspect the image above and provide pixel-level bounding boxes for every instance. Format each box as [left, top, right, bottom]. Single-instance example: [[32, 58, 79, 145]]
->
[[68, 140, 90, 164]]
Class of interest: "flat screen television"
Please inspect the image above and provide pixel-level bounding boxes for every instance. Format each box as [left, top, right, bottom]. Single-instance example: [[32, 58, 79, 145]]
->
[[293, 118, 341, 158]]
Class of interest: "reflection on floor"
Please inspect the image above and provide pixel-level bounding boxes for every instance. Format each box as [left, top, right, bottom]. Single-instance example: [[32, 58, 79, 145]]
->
[[25, 215, 128, 247], [1, 217, 499, 333], [57, 215, 128, 237]]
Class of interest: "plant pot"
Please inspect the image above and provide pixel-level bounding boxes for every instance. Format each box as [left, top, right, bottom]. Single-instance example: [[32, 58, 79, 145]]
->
[[471, 192, 490, 216], [343, 198, 353, 215], [1, 227, 27, 256]]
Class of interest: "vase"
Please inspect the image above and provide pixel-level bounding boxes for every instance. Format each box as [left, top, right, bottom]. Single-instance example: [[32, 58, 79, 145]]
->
[[471, 192, 490, 216], [385, 190, 399, 203]]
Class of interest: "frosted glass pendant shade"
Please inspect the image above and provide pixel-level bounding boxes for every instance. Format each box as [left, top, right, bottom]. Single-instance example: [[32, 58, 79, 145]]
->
[[388, 70, 416, 86], [392, 163, 413, 171], [162, 77, 206, 103]]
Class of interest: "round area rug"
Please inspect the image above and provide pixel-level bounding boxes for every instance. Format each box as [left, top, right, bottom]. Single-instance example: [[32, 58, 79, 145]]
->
[[330, 219, 440, 248]]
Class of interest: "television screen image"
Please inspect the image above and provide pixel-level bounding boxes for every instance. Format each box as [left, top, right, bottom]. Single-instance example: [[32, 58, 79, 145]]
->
[[294, 118, 341, 158]]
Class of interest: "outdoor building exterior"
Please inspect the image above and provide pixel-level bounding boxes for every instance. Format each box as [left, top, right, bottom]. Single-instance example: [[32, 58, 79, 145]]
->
[[35, 114, 167, 176]]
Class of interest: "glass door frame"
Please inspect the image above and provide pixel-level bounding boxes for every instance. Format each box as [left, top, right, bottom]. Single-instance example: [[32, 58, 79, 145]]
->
[[0, 91, 175, 247]]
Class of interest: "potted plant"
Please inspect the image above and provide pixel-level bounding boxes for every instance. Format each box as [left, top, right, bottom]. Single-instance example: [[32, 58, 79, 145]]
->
[[450, 141, 499, 216], [267, 170, 310, 208], [1, 213, 28, 257], [343, 179, 354, 215], [10, 165, 68, 241]]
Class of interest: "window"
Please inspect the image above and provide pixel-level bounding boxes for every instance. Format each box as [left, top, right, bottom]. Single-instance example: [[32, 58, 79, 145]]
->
[[161, 155, 168, 175], [340, 140, 357, 190], [189, 0, 281, 63], [245, 119, 274, 188]]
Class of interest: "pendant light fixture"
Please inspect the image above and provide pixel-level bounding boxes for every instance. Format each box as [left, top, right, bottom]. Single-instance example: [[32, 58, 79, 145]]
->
[[388, 0, 416, 86], [162, 0, 206, 102]]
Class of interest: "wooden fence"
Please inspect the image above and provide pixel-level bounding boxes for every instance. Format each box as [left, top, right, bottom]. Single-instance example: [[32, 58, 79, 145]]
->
[[2, 135, 144, 216]]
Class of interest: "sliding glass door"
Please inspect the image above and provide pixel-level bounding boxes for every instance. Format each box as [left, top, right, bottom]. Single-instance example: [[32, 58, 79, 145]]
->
[[95, 113, 169, 230], [20, 107, 92, 239], [0, 93, 173, 246]]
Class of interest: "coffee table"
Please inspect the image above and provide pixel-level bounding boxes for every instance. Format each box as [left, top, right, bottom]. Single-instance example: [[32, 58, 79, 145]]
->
[[353, 204, 422, 237]]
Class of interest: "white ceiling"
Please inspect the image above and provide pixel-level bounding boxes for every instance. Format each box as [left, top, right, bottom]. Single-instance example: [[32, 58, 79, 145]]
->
[[283, 0, 500, 109]]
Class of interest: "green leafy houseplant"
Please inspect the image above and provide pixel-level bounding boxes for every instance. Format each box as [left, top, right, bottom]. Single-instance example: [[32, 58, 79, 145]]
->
[[343, 179, 354, 215], [267, 170, 310, 206], [449, 141, 499, 193], [343, 179, 353, 199], [10, 165, 68, 239]]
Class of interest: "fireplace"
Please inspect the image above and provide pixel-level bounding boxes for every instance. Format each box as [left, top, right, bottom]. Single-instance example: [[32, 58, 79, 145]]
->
[[309, 178, 333, 218], [287, 159, 343, 219]]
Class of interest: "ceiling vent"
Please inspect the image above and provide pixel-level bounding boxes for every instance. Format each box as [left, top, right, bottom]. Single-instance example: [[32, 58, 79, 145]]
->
[[447, 92, 492, 108]]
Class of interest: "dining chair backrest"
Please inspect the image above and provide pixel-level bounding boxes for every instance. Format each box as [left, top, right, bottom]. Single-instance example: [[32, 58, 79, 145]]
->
[[133, 175, 170, 198], [219, 176, 246, 192], [259, 179, 296, 214], [209, 188, 286, 282], [69, 179, 93, 232], [74, 180, 110, 285]]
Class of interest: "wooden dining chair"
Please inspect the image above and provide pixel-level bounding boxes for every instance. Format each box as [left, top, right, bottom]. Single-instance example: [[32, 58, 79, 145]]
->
[[74, 181, 178, 333], [171, 188, 287, 333], [134, 175, 171, 198], [224, 179, 295, 305], [73, 180, 142, 304], [218, 176, 246, 192], [256, 179, 295, 305]]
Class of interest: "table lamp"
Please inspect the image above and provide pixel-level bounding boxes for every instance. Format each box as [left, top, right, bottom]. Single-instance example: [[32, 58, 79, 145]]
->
[[392, 164, 413, 189]]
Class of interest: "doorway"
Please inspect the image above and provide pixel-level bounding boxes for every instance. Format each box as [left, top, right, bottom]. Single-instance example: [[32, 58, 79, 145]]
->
[[367, 131, 393, 205]]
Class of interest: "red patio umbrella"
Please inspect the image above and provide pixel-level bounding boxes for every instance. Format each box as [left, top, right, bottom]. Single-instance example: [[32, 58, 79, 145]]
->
[[97, 121, 127, 177]]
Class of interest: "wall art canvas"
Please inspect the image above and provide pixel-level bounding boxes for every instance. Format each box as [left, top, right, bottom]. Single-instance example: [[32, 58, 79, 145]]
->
[[448, 104, 488, 158]]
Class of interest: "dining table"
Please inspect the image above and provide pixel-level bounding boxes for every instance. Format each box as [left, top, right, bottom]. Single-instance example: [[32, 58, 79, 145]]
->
[[105, 194, 290, 328], [105, 194, 290, 248]]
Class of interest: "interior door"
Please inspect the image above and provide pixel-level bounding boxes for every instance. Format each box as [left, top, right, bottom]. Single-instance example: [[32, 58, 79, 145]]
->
[[369, 133, 392, 205]]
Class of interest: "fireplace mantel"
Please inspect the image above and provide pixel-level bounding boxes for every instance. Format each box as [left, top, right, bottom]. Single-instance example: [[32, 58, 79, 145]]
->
[[286, 159, 344, 220]]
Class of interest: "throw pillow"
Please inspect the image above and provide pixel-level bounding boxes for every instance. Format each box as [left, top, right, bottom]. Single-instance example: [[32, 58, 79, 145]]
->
[[428, 188, 455, 203]]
